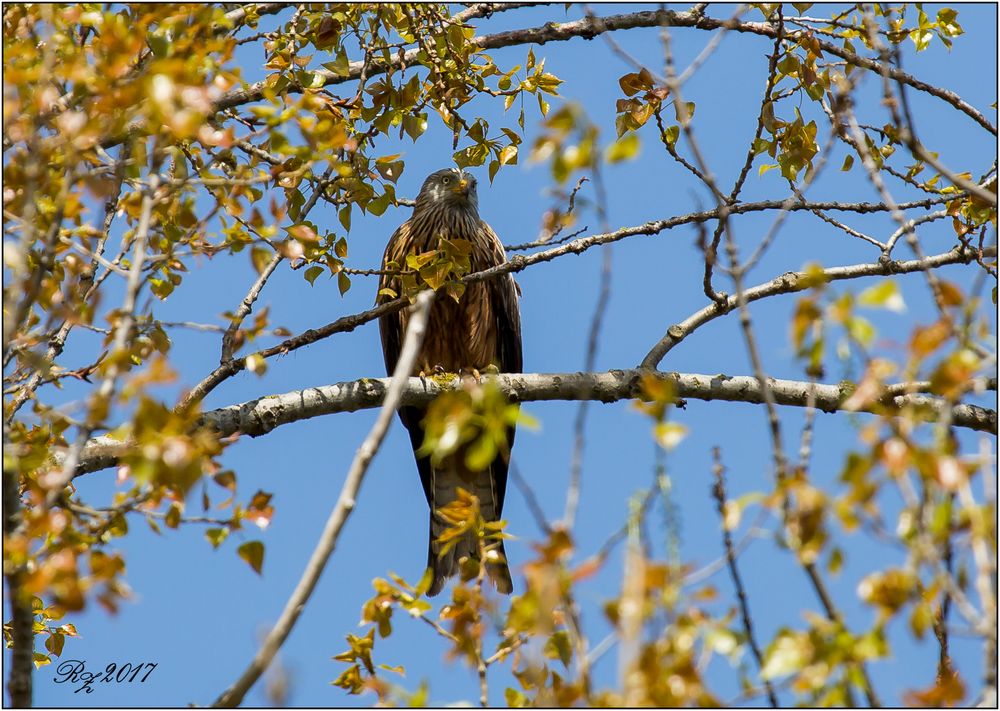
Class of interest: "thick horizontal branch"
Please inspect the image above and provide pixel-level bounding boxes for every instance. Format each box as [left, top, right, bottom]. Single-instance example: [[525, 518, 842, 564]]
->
[[70, 369, 996, 476]]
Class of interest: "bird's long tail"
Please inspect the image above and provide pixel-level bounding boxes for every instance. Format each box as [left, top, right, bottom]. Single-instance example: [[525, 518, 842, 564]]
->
[[426, 520, 512, 597], [426, 462, 512, 597]]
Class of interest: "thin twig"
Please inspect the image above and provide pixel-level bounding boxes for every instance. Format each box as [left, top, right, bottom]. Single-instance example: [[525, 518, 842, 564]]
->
[[711, 448, 778, 707], [220, 251, 283, 362], [564, 166, 613, 529], [701, 4, 784, 302], [44, 174, 157, 507], [509, 460, 553, 536]]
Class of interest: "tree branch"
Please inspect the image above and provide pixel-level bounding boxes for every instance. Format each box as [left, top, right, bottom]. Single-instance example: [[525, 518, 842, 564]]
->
[[43, 175, 156, 505], [3, 464, 32, 707], [211, 290, 434, 708], [66, 369, 996, 478], [641, 245, 996, 369], [98, 6, 994, 150], [178, 198, 964, 410], [712, 448, 778, 708]]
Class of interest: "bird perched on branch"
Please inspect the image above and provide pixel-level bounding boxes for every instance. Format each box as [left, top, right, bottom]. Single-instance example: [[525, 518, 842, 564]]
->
[[377, 168, 522, 596]]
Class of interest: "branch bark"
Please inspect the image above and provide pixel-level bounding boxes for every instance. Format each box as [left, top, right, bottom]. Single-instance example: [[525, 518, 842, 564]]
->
[[3, 464, 32, 707], [66, 369, 996, 478]]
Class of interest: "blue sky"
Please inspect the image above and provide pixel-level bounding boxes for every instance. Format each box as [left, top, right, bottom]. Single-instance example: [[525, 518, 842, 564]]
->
[[19, 3, 997, 707]]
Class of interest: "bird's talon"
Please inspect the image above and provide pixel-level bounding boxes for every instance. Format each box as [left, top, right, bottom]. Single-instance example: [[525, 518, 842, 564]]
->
[[433, 364, 446, 375]]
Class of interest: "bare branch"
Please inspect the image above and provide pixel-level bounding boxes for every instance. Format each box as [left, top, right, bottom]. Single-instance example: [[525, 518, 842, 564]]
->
[[220, 251, 283, 362], [211, 290, 435, 708], [221, 3, 287, 31], [180, 197, 940, 410], [712, 448, 778, 708], [565, 166, 613, 529], [641, 245, 995, 368]]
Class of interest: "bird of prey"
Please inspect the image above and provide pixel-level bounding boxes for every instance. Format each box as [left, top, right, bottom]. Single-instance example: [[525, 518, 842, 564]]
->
[[377, 168, 522, 596]]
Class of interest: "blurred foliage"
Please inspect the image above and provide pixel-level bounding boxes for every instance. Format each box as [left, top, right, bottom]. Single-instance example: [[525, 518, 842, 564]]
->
[[2, 1, 559, 680], [2, 2, 996, 707]]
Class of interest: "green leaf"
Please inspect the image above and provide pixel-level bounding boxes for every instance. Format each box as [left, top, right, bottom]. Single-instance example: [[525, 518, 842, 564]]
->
[[654, 421, 687, 450], [298, 70, 326, 89], [164, 503, 181, 529], [762, 631, 809, 679], [323, 48, 350, 77], [840, 154, 854, 171], [150, 278, 175, 300], [245, 353, 267, 375], [338, 272, 351, 296], [544, 630, 572, 668], [910, 28, 933, 51], [250, 246, 271, 275], [858, 280, 905, 313], [537, 94, 550, 116], [606, 133, 640, 163], [368, 193, 391, 216], [674, 100, 696, 124], [499, 144, 518, 165], [304, 265, 324, 286], [402, 113, 428, 141], [663, 125, 680, 147], [846, 315, 875, 346], [33, 652, 52, 668], [506, 688, 530, 707], [44, 631, 65, 657], [237, 540, 265, 575], [205, 527, 229, 549]]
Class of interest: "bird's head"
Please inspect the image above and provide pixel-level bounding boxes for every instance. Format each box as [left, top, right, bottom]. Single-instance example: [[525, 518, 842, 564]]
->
[[415, 168, 479, 216]]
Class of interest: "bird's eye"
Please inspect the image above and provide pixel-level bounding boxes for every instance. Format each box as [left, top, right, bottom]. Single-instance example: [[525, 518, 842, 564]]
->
[[441, 175, 451, 185]]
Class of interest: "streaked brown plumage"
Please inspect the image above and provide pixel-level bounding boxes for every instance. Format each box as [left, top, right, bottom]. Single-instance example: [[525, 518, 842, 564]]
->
[[377, 168, 521, 597]]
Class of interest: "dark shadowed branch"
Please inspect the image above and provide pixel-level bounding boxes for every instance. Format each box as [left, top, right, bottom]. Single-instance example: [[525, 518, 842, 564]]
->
[[712, 448, 778, 708]]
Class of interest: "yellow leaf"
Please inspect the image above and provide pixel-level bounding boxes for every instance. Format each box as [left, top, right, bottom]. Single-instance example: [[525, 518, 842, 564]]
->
[[606, 133, 640, 163]]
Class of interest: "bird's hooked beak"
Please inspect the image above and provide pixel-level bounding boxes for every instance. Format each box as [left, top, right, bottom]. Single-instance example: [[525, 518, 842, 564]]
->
[[453, 177, 470, 197]]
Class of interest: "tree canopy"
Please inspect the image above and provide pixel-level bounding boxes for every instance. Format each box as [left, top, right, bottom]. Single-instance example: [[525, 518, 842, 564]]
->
[[2, 2, 997, 707]]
